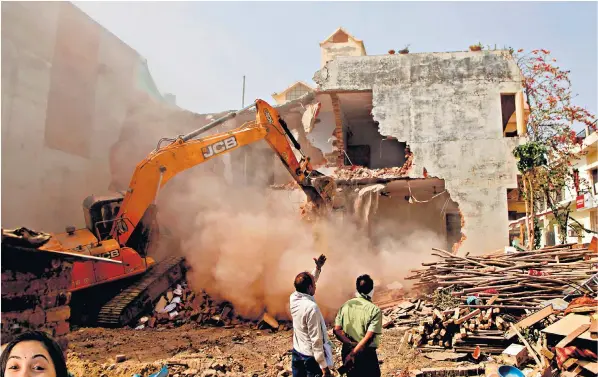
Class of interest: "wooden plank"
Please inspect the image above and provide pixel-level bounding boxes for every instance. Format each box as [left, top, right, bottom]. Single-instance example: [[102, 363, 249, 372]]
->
[[542, 314, 594, 342], [588, 316, 597, 337], [487, 294, 499, 305], [455, 309, 481, 325], [510, 323, 542, 367], [576, 360, 598, 375], [562, 358, 578, 370], [555, 324, 591, 348], [540, 347, 554, 360], [505, 305, 554, 339]]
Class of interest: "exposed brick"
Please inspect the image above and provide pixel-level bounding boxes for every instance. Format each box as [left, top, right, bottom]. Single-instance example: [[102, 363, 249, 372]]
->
[[2, 271, 14, 281], [25, 278, 46, 295], [2, 279, 30, 295], [53, 321, 70, 337], [45, 274, 70, 292], [27, 308, 46, 327], [41, 293, 58, 309], [15, 271, 37, 281], [45, 306, 70, 322]]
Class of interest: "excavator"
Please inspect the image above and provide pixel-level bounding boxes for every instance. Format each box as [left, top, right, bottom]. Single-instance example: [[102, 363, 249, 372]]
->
[[20, 99, 336, 327]]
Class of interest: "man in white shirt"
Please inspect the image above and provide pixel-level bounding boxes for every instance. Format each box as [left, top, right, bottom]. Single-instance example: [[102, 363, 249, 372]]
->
[[290, 255, 332, 377]]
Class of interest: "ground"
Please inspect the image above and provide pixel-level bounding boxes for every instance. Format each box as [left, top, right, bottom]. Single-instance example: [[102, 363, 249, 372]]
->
[[66, 325, 462, 377]]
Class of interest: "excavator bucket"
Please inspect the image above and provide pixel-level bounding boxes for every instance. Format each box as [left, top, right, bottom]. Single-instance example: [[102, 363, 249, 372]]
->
[[299, 172, 337, 211]]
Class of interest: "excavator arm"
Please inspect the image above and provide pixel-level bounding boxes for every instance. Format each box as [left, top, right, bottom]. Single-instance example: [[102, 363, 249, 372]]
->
[[110, 99, 335, 246]]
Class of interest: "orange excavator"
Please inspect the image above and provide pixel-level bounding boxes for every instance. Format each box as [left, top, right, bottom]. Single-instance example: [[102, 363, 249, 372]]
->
[[25, 99, 335, 327]]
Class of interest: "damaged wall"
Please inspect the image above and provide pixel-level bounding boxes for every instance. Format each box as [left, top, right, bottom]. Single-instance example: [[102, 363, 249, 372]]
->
[[1, 248, 73, 347], [0, 2, 226, 232], [315, 51, 523, 255]]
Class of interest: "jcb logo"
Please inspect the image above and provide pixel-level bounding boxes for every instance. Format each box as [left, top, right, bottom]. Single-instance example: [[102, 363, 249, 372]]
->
[[100, 250, 120, 259], [264, 109, 274, 124], [202, 136, 238, 158]]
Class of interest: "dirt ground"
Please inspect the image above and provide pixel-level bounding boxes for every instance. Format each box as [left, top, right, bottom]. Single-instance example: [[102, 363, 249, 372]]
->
[[66, 324, 466, 377]]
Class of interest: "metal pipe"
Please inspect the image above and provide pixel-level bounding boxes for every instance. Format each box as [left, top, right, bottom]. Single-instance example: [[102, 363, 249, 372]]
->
[[182, 102, 256, 142], [242, 75, 246, 107]]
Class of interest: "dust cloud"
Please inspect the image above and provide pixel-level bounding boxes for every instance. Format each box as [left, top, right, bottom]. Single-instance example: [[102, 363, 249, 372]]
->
[[155, 168, 447, 321]]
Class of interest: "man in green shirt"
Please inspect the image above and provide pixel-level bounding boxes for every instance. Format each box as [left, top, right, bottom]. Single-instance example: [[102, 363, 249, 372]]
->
[[333, 274, 382, 377]]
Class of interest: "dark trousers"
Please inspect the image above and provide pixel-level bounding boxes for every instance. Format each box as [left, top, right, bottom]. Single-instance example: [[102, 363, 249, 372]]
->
[[292, 349, 323, 377], [341, 344, 381, 377]]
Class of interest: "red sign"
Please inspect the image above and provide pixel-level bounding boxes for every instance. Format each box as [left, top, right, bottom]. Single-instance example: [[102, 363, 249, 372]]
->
[[576, 195, 586, 209]]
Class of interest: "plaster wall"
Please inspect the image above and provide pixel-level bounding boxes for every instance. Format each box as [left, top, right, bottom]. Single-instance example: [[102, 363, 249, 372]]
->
[[0, 2, 202, 232], [320, 40, 365, 68], [315, 51, 524, 255]]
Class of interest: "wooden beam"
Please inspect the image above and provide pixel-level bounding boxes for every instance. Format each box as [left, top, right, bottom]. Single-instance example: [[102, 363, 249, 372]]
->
[[510, 323, 543, 368], [505, 305, 554, 340], [555, 324, 591, 348], [455, 309, 481, 325]]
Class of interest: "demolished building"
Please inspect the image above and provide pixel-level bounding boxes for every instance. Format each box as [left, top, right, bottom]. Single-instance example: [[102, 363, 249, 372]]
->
[[247, 28, 528, 256], [2, 1, 526, 259]]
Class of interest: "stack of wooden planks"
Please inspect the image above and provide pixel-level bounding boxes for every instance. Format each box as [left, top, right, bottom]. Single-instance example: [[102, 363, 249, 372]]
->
[[403, 243, 597, 356], [406, 245, 596, 309]]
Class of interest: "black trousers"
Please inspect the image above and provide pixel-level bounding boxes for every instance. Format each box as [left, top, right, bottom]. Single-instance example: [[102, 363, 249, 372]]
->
[[341, 344, 381, 377], [292, 349, 323, 377]]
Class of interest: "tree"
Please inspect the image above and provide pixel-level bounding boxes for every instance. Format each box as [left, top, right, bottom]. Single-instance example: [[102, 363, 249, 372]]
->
[[513, 49, 596, 249]]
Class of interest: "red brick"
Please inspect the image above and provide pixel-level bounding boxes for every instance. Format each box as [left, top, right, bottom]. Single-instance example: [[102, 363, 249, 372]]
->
[[53, 321, 70, 337], [1, 279, 30, 295], [45, 274, 70, 292], [25, 278, 46, 295], [41, 293, 58, 309], [27, 309, 46, 327], [14, 271, 36, 281], [46, 306, 70, 322], [2, 271, 14, 281]]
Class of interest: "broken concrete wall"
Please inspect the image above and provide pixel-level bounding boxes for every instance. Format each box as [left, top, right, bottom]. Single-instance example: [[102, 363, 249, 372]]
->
[[1, 248, 73, 347], [315, 51, 523, 255], [338, 92, 407, 168]]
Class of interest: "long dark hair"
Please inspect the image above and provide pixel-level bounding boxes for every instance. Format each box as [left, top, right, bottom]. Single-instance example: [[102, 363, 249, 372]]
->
[[1, 331, 69, 377]]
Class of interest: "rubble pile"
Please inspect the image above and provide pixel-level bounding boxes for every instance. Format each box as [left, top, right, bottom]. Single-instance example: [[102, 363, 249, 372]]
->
[[1, 243, 73, 347], [334, 165, 411, 181], [134, 282, 288, 332], [384, 243, 598, 376], [334, 148, 413, 181]]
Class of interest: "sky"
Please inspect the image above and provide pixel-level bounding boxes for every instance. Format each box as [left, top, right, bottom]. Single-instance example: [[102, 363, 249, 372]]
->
[[74, 1, 597, 122]]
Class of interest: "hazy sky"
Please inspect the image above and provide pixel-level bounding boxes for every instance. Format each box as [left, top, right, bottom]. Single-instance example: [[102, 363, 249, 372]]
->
[[74, 1, 597, 120]]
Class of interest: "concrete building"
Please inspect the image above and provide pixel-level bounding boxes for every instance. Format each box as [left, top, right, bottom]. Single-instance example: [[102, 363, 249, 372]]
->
[[271, 81, 315, 105], [262, 28, 528, 256], [319, 27, 366, 68], [1, 2, 220, 232], [2, 7, 528, 257], [512, 128, 598, 246]]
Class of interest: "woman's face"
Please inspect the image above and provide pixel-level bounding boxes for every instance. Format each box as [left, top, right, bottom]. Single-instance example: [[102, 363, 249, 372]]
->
[[4, 341, 56, 377]]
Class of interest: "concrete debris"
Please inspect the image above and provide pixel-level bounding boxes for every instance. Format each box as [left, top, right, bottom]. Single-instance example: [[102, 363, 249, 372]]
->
[[333, 147, 413, 181], [115, 354, 127, 363], [259, 312, 280, 330], [301, 102, 321, 133], [354, 184, 386, 228], [134, 281, 290, 331], [334, 165, 411, 181], [502, 343, 529, 367]]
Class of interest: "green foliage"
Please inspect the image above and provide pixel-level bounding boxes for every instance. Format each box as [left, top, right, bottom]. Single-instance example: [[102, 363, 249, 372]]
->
[[513, 142, 548, 173], [432, 287, 460, 310]]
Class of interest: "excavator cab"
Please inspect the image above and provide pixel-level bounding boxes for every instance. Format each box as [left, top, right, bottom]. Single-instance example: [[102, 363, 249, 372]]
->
[[82, 194, 125, 241]]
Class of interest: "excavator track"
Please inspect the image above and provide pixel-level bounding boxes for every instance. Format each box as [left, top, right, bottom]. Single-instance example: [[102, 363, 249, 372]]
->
[[96, 255, 185, 327]]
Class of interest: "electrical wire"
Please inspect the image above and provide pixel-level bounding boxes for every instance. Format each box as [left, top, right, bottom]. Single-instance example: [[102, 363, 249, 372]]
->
[[407, 181, 447, 203]]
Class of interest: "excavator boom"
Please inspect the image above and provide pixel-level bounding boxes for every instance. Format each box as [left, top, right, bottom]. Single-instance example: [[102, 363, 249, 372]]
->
[[111, 99, 335, 246]]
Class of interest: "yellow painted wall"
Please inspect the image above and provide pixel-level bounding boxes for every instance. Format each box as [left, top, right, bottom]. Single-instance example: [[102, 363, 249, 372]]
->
[[508, 201, 526, 212], [272, 92, 285, 105], [320, 39, 365, 67]]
